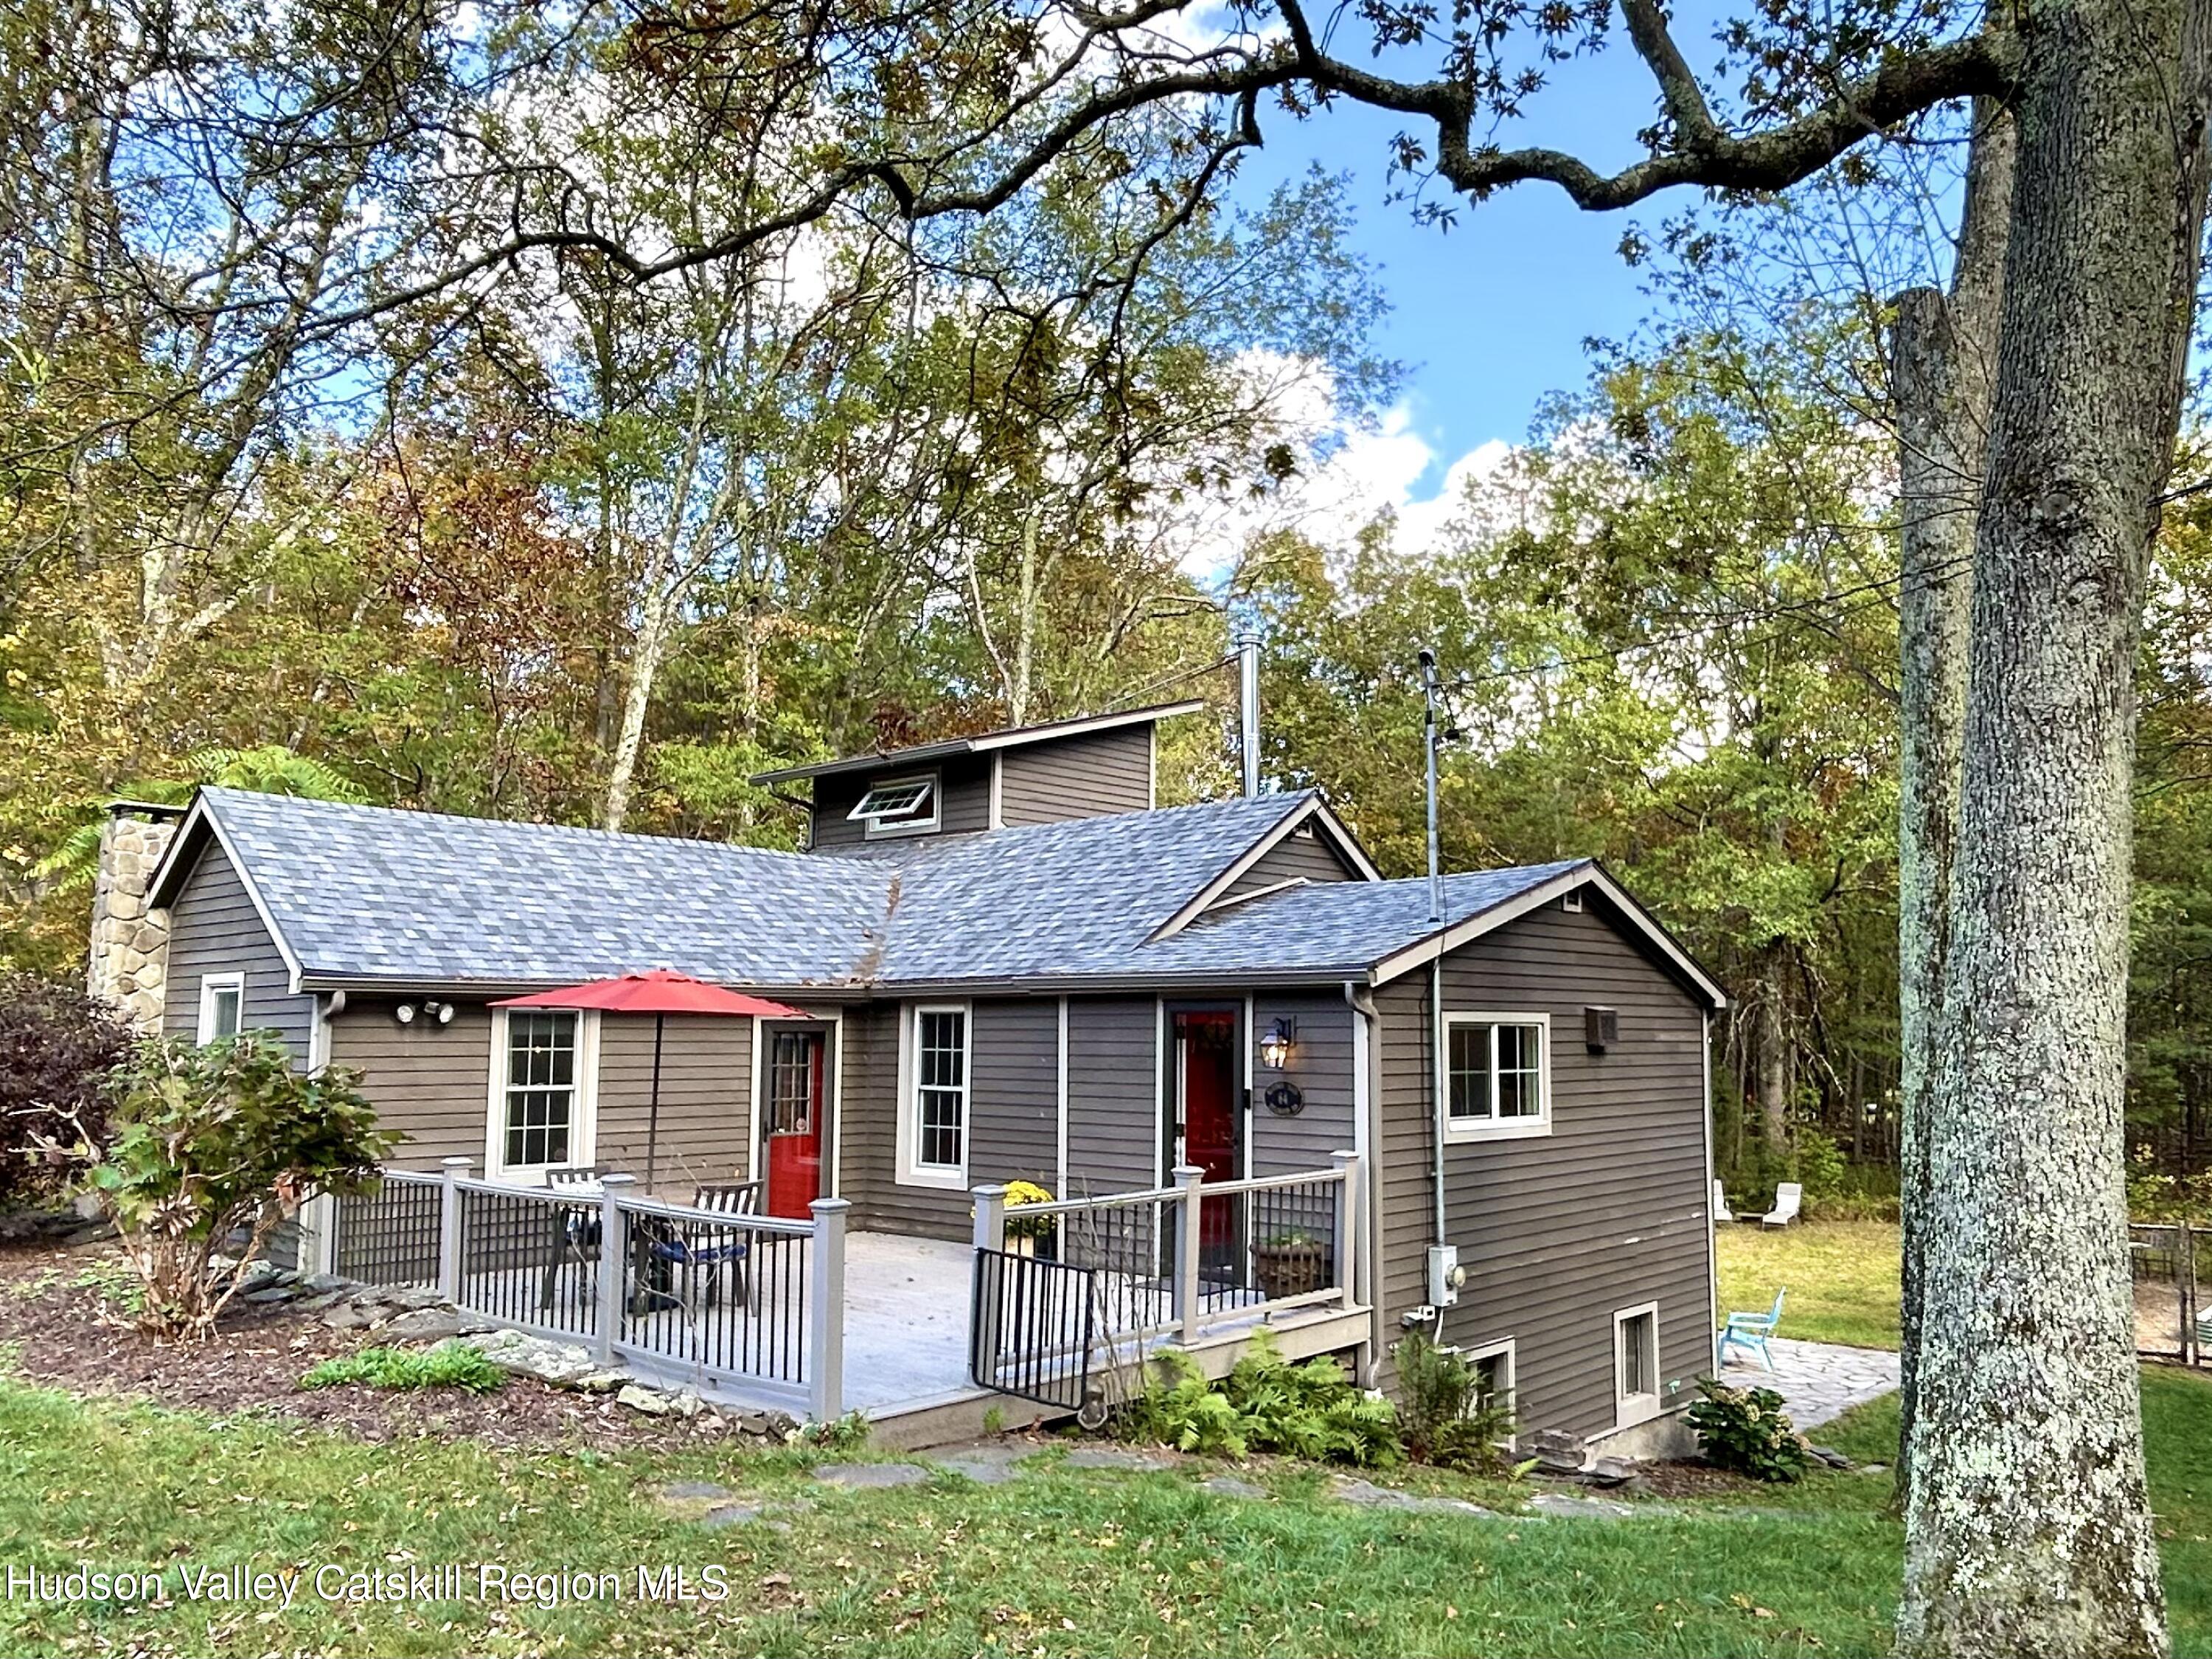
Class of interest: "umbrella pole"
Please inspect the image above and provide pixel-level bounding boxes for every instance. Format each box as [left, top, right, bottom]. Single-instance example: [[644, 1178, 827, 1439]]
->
[[646, 1012, 664, 1192]]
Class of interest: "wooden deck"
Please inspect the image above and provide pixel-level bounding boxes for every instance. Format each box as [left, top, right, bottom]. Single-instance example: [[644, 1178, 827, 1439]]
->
[[594, 1228, 1368, 1444]]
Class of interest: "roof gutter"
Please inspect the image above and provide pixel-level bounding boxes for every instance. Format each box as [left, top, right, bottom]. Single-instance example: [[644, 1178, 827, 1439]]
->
[[297, 964, 1378, 1001]]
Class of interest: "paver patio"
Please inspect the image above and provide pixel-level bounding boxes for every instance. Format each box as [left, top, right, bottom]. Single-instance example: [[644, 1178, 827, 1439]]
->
[[1724, 1333, 1899, 1429]]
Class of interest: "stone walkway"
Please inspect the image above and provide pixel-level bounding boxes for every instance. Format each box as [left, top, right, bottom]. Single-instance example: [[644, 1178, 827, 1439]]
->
[[1721, 1335, 1899, 1429]]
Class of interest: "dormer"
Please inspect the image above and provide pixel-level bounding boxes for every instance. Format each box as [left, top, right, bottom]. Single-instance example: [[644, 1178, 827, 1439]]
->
[[753, 700, 1204, 852]]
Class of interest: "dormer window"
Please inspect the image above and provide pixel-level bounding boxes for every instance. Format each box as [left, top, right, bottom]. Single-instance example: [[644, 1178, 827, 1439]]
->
[[849, 772, 940, 838]]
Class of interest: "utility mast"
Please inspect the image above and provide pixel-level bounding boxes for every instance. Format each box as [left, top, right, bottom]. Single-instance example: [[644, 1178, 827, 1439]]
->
[[1419, 646, 1443, 922]]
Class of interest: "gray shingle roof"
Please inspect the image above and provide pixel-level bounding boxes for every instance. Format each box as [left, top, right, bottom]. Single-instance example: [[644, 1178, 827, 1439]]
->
[[188, 787, 888, 989], [175, 786, 1589, 992]]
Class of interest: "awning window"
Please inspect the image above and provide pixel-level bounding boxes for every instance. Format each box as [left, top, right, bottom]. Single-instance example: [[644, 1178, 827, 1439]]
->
[[848, 773, 938, 833]]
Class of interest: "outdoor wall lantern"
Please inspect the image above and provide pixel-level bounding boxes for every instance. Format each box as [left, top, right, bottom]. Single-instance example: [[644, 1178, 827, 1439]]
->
[[1259, 1016, 1297, 1071]]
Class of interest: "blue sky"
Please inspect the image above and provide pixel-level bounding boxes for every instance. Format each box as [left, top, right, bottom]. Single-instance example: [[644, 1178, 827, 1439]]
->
[[1226, 15, 1719, 506]]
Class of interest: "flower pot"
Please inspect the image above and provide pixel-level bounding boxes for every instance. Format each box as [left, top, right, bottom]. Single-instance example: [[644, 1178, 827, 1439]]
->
[[1253, 1241, 1327, 1301]]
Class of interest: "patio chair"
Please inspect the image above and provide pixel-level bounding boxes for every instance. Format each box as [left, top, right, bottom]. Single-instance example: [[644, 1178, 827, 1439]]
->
[[537, 1164, 609, 1312], [1712, 1179, 1735, 1224], [659, 1186, 765, 1318], [634, 1181, 762, 1317], [1761, 1181, 1804, 1230], [1720, 1287, 1786, 1370]]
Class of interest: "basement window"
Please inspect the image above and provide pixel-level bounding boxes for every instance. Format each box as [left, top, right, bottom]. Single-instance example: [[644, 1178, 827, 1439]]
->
[[1614, 1301, 1661, 1427], [849, 773, 939, 838]]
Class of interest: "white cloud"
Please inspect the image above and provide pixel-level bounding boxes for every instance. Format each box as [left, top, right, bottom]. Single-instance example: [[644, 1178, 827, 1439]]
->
[[1156, 380, 1528, 581]]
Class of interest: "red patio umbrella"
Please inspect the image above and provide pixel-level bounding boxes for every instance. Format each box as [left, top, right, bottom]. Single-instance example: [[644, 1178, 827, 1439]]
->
[[493, 970, 811, 1189]]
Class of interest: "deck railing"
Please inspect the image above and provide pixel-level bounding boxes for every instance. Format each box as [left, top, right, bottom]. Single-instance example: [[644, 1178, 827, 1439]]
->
[[972, 1152, 1361, 1360], [330, 1168, 442, 1288], [330, 1161, 847, 1418]]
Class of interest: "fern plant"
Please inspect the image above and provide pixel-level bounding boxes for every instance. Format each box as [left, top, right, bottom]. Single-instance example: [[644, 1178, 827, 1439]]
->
[[1117, 1332, 1402, 1467]]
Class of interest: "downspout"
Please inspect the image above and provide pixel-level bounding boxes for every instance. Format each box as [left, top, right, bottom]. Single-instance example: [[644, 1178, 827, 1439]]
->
[[1345, 978, 1384, 1384], [1430, 956, 1449, 1343]]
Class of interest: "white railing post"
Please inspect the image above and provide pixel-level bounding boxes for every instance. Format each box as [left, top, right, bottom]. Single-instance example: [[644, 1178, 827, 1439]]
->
[[437, 1158, 470, 1304], [1330, 1150, 1360, 1309], [1173, 1164, 1205, 1343], [970, 1183, 1009, 1388], [972, 1183, 1009, 1253], [595, 1174, 635, 1367], [809, 1197, 851, 1424]]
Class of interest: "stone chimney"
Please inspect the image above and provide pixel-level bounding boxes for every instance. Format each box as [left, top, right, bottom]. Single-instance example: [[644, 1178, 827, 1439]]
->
[[87, 804, 182, 1035]]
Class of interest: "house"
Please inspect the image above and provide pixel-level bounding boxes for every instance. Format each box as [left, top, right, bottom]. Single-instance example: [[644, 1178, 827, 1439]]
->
[[125, 700, 1726, 1452]]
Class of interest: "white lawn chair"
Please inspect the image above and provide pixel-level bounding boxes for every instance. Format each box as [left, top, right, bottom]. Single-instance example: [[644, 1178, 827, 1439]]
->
[[1712, 1180, 1735, 1224], [1761, 1181, 1804, 1229]]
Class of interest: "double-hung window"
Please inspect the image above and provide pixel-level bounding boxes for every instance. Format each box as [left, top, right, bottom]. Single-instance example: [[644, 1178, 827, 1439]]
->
[[900, 1004, 969, 1186], [1444, 1012, 1551, 1139], [196, 973, 244, 1044], [494, 1009, 594, 1177]]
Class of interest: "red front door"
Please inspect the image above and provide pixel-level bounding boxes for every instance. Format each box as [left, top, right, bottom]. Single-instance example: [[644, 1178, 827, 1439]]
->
[[1176, 1011, 1240, 1262], [765, 1029, 826, 1220]]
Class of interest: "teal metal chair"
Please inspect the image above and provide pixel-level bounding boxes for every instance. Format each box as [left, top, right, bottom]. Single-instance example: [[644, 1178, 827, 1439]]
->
[[1720, 1287, 1786, 1370]]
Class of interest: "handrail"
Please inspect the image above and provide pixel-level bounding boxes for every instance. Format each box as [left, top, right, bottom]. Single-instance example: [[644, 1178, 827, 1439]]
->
[[1018, 1164, 1346, 1217], [614, 1190, 814, 1237]]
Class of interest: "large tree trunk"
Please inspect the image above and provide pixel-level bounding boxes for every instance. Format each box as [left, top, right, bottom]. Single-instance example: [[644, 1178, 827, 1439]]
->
[[1899, 3, 2212, 1652], [1889, 92, 2016, 1511]]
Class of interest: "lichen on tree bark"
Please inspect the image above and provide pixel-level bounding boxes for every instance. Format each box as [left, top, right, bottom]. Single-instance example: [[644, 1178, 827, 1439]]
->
[[1898, 4, 2211, 1653]]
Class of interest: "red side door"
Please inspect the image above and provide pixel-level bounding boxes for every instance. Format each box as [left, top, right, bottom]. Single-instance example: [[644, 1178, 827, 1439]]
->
[[765, 1029, 826, 1220], [1176, 1011, 1240, 1260]]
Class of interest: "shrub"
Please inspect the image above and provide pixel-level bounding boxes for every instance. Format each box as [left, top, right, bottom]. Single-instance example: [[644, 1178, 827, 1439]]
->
[[302, 1342, 505, 1394], [1391, 1332, 1522, 1475], [1119, 1332, 1401, 1467], [1686, 1377, 1811, 1481], [0, 973, 131, 1206], [52, 1033, 395, 1338]]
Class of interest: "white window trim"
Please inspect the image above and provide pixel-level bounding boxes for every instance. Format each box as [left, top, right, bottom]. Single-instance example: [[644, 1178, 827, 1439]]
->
[[1441, 1011, 1553, 1141], [896, 1001, 970, 1189], [196, 973, 246, 1045], [484, 1006, 600, 1183], [853, 770, 942, 840], [1613, 1300, 1662, 1428], [1464, 1335, 1517, 1416]]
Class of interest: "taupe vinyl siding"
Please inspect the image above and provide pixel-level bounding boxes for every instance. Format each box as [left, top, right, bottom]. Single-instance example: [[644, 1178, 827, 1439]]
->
[[1248, 993, 1357, 1175], [327, 998, 495, 1170], [1224, 829, 1362, 897], [1375, 894, 1714, 1440], [595, 1013, 751, 1197], [809, 755, 992, 849], [970, 1000, 1060, 1189], [160, 838, 313, 1062], [997, 726, 1152, 827], [1065, 997, 1158, 1198], [843, 998, 1062, 1237], [331, 999, 762, 1194], [841, 1001, 971, 1237]]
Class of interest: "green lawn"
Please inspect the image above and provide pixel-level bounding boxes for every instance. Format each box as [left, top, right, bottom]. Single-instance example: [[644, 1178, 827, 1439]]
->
[[1, 1366, 2209, 1657], [1717, 1220, 1901, 1350]]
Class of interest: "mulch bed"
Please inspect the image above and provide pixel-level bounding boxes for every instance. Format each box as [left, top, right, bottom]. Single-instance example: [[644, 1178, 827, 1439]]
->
[[0, 1239, 753, 1451]]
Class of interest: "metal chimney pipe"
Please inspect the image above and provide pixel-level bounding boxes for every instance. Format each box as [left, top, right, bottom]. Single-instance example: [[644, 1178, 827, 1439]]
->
[[1236, 631, 1262, 798]]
